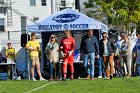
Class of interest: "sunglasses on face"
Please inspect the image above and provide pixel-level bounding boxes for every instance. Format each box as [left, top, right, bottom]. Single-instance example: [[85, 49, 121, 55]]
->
[[102, 36, 107, 37], [51, 37, 55, 38]]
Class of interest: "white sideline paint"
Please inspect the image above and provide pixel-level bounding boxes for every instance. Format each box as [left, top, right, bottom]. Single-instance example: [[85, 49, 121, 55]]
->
[[24, 81, 58, 93]]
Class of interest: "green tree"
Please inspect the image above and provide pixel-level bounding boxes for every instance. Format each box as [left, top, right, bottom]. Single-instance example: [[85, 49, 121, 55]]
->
[[84, 0, 140, 34]]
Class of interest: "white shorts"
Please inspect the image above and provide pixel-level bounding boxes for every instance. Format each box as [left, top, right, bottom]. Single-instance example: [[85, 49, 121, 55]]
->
[[7, 58, 15, 64]]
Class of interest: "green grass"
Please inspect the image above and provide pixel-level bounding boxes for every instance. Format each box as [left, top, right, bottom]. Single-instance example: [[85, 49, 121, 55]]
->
[[0, 77, 140, 93]]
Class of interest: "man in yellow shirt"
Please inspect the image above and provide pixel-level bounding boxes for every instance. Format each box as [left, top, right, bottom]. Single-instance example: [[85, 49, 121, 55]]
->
[[26, 33, 45, 81]]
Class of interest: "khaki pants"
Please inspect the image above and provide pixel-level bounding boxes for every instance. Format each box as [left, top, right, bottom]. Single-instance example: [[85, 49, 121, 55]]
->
[[103, 55, 114, 78]]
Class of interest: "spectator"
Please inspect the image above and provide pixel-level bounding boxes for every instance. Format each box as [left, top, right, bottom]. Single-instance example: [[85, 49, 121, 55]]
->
[[133, 32, 140, 76], [26, 33, 45, 81], [60, 30, 76, 80], [45, 34, 59, 81], [0, 52, 7, 63], [80, 29, 99, 80], [99, 32, 116, 79], [114, 33, 125, 77], [120, 33, 132, 77], [0, 52, 7, 72], [6, 43, 15, 64], [6, 43, 17, 78], [97, 57, 105, 78]]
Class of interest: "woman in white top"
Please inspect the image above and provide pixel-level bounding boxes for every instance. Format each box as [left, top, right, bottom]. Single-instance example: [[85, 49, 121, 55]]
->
[[45, 34, 59, 81]]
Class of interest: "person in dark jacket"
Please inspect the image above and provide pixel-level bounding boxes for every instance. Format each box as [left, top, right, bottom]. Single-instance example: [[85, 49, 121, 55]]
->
[[99, 32, 116, 79], [80, 29, 99, 80]]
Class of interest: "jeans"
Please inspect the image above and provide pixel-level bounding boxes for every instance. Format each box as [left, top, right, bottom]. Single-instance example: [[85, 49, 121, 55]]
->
[[50, 62, 59, 78], [136, 55, 140, 76], [97, 58, 105, 76], [83, 52, 95, 77]]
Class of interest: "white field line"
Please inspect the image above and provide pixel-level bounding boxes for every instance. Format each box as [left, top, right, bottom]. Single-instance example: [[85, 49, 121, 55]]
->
[[24, 81, 58, 93]]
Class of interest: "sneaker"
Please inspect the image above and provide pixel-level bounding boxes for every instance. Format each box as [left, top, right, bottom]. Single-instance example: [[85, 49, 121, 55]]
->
[[105, 76, 110, 80], [126, 75, 131, 78], [104, 76, 107, 79], [98, 76, 102, 79], [39, 77, 46, 81], [31, 77, 37, 81]]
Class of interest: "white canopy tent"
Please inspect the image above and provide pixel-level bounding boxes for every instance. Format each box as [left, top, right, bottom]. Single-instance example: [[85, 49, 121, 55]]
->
[[26, 8, 108, 32], [26, 8, 108, 80]]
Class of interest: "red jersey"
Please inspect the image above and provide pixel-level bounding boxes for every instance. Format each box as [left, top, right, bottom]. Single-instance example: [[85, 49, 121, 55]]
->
[[60, 36, 75, 54], [60, 36, 75, 64]]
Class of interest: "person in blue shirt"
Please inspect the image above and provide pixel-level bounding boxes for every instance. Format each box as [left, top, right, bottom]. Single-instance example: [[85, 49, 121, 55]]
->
[[133, 32, 140, 76], [80, 29, 99, 80]]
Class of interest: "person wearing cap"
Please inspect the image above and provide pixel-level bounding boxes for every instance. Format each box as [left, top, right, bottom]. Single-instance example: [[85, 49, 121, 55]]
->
[[60, 30, 76, 80], [133, 32, 140, 76], [99, 32, 116, 79], [120, 33, 132, 77], [80, 29, 99, 80]]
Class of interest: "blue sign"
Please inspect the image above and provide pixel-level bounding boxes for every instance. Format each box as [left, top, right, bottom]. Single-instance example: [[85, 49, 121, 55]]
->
[[52, 14, 80, 23], [38, 24, 88, 30]]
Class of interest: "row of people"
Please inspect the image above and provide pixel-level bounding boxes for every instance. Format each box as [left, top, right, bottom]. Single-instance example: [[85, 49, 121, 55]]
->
[[26, 30, 140, 81], [1, 30, 139, 81], [26, 31, 75, 81]]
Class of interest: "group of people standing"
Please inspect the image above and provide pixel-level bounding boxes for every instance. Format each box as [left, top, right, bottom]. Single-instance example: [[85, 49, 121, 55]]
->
[[26, 29, 140, 81], [26, 31, 75, 81], [81, 30, 140, 80], [2, 29, 139, 81]]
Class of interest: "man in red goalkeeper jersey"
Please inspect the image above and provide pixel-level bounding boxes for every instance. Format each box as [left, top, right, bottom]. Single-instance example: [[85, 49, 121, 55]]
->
[[60, 30, 76, 80]]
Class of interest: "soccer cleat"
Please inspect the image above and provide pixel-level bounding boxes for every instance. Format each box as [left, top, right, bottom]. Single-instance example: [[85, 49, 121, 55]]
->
[[62, 78, 66, 81], [70, 78, 73, 80]]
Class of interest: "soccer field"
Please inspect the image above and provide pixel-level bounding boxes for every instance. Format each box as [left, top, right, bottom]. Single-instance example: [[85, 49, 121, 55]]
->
[[0, 77, 140, 93]]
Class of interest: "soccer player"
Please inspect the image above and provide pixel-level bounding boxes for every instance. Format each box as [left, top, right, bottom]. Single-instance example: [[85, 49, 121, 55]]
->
[[60, 30, 76, 80]]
